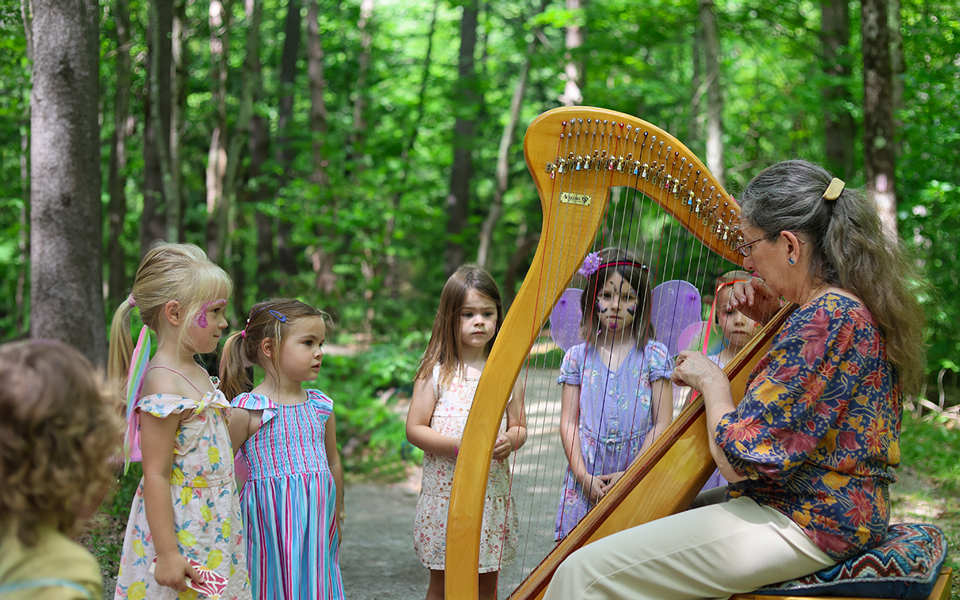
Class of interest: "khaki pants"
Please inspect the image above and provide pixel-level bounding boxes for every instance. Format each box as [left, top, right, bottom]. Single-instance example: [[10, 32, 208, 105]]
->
[[543, 496, 835, 600]]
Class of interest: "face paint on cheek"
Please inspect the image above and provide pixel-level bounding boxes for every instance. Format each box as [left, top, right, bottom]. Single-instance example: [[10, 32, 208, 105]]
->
[[194, 299, 228, 327], [626, 303, 637, 316], [597, 301, 607, 314]]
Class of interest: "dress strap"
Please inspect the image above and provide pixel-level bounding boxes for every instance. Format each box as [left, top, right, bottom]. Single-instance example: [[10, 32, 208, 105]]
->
[[145, 365, 207, 395], [0, 578, 96, 599]]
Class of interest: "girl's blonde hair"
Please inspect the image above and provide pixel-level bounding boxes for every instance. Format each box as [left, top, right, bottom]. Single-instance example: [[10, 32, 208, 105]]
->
[[579, 247, 653, 348], [219, 298, 331, 401], [739, 159, 926, 392], [414, 265, 503, 390], [0, 341, 123, 545], [108, 243, 232, 400]]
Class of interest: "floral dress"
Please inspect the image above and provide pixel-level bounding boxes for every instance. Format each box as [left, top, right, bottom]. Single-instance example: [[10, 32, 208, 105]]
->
[[719, 293, 901, 561], [554, 340, 673, 540], [413, 366, 518, 572], [114, 378, 250, 600]]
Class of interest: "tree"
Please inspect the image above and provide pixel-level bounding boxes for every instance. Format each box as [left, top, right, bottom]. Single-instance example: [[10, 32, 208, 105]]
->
[[27, 0, 105, 364], [821, 0, 856, 178], [699, 0, 724, 187], [106, 0, 133, 310], [862, 0, 898, 235]]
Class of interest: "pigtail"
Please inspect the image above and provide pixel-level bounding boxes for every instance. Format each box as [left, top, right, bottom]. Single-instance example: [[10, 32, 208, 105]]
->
[[219, 330, 251, 401], [107, 301, 135, 402]]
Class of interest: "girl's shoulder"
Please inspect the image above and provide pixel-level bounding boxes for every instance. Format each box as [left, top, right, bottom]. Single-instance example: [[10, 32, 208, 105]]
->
[[642, 338, 670, 356], [231, 391, 276, 411], [305, 389, 335, 414], [139, 388, 229, 418]]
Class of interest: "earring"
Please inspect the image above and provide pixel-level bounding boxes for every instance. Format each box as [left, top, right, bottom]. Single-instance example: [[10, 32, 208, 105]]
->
[[788, 257, 795, 265]]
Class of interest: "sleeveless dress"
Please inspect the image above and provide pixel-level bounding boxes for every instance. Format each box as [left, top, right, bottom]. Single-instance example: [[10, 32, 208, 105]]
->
[[114, 368, 251, 600], [232, 390, 344, 600], [413, 366, 518, 572], [554, 340, 673, 540]]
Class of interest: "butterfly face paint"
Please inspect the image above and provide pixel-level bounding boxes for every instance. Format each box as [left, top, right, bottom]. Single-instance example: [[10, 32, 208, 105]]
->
[[195, 298, 228, 328], [626, 303, 637, 316]]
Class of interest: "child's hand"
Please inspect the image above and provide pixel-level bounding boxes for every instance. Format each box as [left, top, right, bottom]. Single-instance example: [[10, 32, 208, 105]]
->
[[581, 474, 606, 504], [492, 433, 513, 461], [598, 471, 624, 494], [153, 551, 201, 592]]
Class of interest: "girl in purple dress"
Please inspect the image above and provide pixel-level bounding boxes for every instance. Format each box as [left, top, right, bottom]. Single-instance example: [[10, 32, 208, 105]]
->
[[220, 299, 344, 600], [554, 248, 674, 540]]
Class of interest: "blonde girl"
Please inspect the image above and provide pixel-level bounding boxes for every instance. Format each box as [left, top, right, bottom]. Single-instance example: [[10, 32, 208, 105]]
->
[[554, 247, 674, 540], [109, 243, 250, 600], [406, 265, 526, 600], [219, 299, 344, 600], [0, 341, 122, 599]]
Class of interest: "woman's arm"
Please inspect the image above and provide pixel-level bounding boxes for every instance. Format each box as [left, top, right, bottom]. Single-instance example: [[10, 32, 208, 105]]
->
[[405, 374, 458, 456], [139, 412, 200, 591], [324, 411, 345, 541], [493, 380, 527, 460]]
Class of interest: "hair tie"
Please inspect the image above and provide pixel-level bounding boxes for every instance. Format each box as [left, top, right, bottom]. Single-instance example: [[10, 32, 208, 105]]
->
[[823, 177, 845, 201], [240, 330, 247, 339], [127, 294, 137, 307]]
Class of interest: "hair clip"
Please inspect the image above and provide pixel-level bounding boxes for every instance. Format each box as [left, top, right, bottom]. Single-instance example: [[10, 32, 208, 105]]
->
[[823, 177, 845, 201], [578, 252, 602, 277], [268, 310, 287, 322]]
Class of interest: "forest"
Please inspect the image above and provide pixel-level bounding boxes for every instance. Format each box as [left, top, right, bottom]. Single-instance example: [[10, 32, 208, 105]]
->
[[3, 0, 960, 461]]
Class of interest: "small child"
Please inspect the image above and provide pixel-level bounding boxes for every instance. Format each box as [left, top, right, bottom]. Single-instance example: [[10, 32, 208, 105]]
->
[[406, 265, 526, 600], [0, 341, 122, 600], [554, 248, 674, 540], [220, 299, 344, 599], [110, 243, 250, 599]]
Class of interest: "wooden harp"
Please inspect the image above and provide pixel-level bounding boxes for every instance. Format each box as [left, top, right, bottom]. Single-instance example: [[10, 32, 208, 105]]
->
[[444, 106, 792, 600]]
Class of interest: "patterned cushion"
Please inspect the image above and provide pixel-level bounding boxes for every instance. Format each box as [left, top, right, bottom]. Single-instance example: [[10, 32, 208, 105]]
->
[[754, 523, 948, 599]]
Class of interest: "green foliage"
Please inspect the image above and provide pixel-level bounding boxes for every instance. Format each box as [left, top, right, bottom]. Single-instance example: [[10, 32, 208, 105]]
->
[[900, 410, 960, 496], [322, 333, 429, 480]]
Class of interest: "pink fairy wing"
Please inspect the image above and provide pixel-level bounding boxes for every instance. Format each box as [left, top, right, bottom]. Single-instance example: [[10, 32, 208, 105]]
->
[[549, 288, 584, 352], [123, 326, 151, 473], [651, 280, 702, 356]]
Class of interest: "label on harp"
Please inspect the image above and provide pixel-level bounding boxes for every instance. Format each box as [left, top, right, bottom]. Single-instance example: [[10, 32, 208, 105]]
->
[[560, 192, 592, 206]]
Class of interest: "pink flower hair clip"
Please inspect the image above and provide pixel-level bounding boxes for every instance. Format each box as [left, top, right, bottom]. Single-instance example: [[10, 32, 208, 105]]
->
[[578, 252, 602, 277]]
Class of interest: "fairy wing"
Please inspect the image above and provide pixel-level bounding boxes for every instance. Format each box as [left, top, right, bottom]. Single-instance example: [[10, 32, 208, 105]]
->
[[123, 326, 151, 474], [548, 288, 584, 353]]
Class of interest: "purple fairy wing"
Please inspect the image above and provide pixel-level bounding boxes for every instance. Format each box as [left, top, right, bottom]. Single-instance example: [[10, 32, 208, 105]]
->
[[123, 325, 151, 474], [677, 321, 726, 356], [549, 288, 584, 352], [651, 280, 702, 356]]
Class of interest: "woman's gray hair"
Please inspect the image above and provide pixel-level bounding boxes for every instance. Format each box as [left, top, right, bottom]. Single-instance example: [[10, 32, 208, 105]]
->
[[739, 159, 926, 393]]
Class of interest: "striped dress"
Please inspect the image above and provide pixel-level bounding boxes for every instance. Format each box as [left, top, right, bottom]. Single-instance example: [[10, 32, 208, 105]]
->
[[232, 390, 343, 600]]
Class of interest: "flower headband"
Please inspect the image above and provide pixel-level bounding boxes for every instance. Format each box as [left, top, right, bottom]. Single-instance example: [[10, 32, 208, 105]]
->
[[577, 251, 648, 277]]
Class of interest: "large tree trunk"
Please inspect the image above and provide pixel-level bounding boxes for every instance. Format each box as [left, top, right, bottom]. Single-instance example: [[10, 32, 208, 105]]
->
[[141, 1, 171, 254], [477, 2, 547, 268], [862, 0, 897, 235], [28, 0, 106, 364], [17, 1, 32, 337], [107, 0, 133, 310], [699, 0, 724, 187], [821, 0, 856, 178], [559, 0, 584, 106], [169, 0, 187, 242], [206, 0, 230, 262], [275, 0, 301, 281], [444, 0, 480, 276]]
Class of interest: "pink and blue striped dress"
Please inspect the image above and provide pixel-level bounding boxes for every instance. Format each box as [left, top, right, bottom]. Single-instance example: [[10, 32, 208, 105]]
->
[[232, 390, 343, 599]]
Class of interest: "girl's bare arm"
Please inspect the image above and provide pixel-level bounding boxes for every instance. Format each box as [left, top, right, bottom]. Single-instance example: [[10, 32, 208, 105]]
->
[[405, 374, 458, 455]]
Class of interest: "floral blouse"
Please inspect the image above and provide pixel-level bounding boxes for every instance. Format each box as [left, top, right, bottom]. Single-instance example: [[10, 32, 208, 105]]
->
[[718, 293, 901, 561]]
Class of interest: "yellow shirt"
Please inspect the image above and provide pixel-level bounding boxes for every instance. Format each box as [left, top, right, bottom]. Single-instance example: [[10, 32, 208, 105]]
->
[[0, 521, 101, 600]]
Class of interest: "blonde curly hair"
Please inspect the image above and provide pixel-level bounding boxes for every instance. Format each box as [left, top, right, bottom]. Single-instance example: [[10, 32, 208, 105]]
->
[[0, 341, 123, 546]]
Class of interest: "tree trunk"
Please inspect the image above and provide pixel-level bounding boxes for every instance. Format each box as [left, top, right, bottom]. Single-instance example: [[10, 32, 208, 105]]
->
[[29, 0, 106, 364], [17, 1, 32, 337], [444, 0, 480, 276], [169, 0, 187, 242], [889, 0, 904, 147], [276, 0, 301, 280], [477, 1, 547, 268], [699, 0, 724, 187], [820, 0, 856, 178], [206, 0, 230, 262], [862, 0, 897, 235], [559, 0, 584, 106], [689, 28, 702, 148], [141, 0, 171, 254], [107, 0, 133, 310]]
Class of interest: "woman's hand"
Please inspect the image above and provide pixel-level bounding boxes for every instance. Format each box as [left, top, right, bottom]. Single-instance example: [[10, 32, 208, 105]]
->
[[728, 277, 781, 324], [492, 432, 512, 460], [153, 551, 201, 592], [672, 351, 726, 393]]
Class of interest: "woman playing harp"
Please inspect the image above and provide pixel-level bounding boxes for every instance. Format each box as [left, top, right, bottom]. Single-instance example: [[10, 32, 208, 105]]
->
[[542, 159, 926, 600]]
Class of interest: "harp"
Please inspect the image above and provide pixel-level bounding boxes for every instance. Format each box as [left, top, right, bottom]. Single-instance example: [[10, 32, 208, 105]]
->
[[444, 106, 794, 600]]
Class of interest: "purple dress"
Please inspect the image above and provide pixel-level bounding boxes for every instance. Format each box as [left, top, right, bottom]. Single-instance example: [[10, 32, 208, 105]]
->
[[554, 340, 673, 540]]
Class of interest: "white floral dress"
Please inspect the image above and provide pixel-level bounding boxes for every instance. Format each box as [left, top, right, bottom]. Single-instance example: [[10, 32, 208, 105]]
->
[[114, 382, 251, 600], [413, 366, 518, 572]]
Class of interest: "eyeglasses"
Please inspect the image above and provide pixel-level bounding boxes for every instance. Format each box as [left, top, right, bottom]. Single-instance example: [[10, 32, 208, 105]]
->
[[734, 232, 780, 257]]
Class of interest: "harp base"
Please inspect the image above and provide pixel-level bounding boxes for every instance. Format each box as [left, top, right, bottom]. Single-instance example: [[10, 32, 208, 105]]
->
[[731, 567, 953, 600]]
